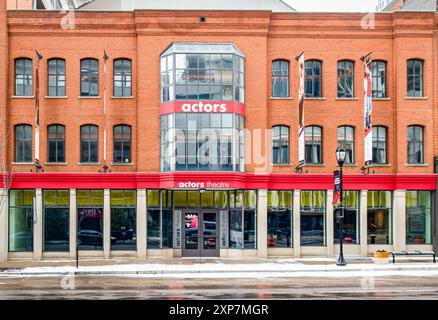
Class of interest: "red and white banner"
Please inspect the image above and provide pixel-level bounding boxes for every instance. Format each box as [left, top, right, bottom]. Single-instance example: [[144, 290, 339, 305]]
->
[[296, 52, 305, 166], [35, 50, 43, 163], [161, 101, 245, 116], [332, 170, 341, 206], [364, 59, 373, 165]]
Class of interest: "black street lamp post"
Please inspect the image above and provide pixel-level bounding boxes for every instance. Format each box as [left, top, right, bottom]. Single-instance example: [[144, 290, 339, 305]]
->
[[336, 147, 347, 266]]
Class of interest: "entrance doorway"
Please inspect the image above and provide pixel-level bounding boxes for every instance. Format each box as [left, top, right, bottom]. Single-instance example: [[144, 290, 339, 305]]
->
[[182, 209, 220, 257]]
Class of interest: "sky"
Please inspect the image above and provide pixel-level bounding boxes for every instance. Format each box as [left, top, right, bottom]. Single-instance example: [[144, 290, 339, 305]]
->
[[284, 0, 379, 12]]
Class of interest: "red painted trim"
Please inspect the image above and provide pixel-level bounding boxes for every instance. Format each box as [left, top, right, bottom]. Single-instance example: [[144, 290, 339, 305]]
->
[[160, 101, 246, 116], [1, 172, 436, 191]]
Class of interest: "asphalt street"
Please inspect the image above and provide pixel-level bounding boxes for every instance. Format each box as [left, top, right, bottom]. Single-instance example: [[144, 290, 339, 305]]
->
[[0, 275, 438, 299]]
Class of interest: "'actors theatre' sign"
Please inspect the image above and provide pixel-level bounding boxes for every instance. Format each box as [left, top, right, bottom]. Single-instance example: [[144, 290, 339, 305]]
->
[[178, 181, 231, 189], [160, 101, 245, 115]]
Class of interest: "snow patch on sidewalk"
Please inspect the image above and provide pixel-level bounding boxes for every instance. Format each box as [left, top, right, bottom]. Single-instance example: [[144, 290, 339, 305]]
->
[[1, 260, 438, 277]]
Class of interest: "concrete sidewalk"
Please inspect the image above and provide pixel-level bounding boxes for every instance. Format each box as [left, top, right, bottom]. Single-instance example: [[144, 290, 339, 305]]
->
[[1, 257, 437, 277]]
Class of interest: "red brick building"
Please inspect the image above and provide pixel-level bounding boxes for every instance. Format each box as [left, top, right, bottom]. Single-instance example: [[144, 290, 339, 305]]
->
[[0, 0, 437, 262]]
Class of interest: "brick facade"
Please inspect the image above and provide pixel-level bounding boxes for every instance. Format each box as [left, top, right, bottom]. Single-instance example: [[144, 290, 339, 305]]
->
[[1, 7, 438, 261], [1, 10, 437, 176]]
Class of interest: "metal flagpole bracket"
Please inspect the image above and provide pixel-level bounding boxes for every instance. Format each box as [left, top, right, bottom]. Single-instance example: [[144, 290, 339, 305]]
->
[[360, 51, 373, 63], [295, 51, 304, 61], [361, 165, 372, 175]]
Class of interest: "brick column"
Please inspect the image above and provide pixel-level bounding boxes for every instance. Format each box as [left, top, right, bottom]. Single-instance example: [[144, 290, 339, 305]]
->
[[136, 189, 147, 259], [0, 0, 9, 264], [257, 189, 267, 258], [103, 189, 111, 259], [293, 190, 301, 258], [33, 189, 43, 260], [393, 190, 406, 252], [360, 190, 368, 257], [0, 189, 8, 262], [326, 190, 334, 258], [69, 189, 77, 259]]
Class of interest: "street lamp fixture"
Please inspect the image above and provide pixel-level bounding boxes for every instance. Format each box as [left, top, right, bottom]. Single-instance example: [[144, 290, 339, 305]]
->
[[336, 146, 347, 266]]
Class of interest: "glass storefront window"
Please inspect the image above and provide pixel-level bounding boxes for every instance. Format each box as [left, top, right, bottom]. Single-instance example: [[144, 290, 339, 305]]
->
[[111, 190, 136, 251], [227, 190, 257, 249], [147, 190, 173, 249], [406, 191, 432, 245], [268, 191, 293, 248], [43, 190, 69, 252], [201, 191, 214, 208], [229, 208, 243, 248], [9, 189, 34, 252], [367, 191, 392, 244], [300, 191, 326, 246], [244, 208, 256, 249], [214, 191, 228, 209], [334, 191, 359, 244], [77, 190, 104, 250]]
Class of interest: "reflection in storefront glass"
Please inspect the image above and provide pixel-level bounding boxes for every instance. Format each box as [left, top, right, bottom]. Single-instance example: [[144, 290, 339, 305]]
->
[[9, 189, 35, 252], [77, 190, 104, 251], [44, 190, 69, 252], [367, 191, 392, 244], [406, 190, 431, 244], [268, 191, 293, 248]]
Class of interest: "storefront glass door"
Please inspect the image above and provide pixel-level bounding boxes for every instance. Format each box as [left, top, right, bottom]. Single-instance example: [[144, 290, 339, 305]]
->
[[182, 209, 219, 257]]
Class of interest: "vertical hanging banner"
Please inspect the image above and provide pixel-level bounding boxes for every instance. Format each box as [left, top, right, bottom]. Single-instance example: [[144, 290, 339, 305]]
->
[[103, 51, 109, 167], [332, 170, 341, 206], [35, 50, 43, 165], [296, 52, 305, 166], [363, 55, 373, 165]]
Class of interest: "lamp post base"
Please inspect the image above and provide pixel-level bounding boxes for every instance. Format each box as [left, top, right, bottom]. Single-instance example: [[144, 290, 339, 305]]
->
[[337, 253, 347, 266]]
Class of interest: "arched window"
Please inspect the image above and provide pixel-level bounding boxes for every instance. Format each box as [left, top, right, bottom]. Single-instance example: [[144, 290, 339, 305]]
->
[[305, 60, 322, 98], [113, 125, 132, 163], [373, 126, 387, 164], [47, 125, 65, 163], [80, 125, 98, 163], [337, 126, 354, 164], [14, 58, 33, 97], [305, 126, 322, 164], [407, 59, 424, 97], [80, 59, 99, 96], [47, 59, 66, 97], [272, 125, 289, 164], [14, 124, 32, 162], [337, 60, 354, 98], [371, 60, 387, 98], [114, 59, 132, 97], [272, 60, 289, 98], [407, 125, 424, 164]]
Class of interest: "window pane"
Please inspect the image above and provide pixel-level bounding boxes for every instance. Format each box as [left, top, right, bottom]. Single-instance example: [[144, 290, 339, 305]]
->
[[111, 190, 124, 206], [9, 207, 33, 252], [147, 190, 160, 207], [44, 207, 69, 252], [111, 208, 136, 250], [91, 190, 104, 206]]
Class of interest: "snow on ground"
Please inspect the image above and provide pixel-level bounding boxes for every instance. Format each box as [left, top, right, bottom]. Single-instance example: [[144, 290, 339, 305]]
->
[[1, 260, 438, 278]]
